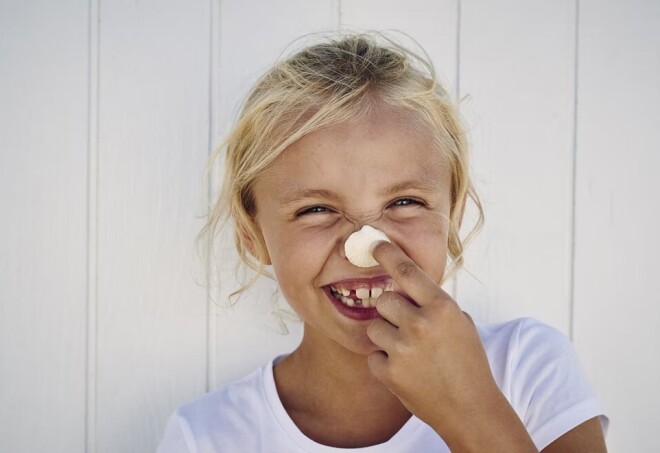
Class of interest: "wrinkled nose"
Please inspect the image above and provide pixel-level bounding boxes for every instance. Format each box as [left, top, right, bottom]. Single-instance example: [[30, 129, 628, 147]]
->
[[341, 208, 384, 229]]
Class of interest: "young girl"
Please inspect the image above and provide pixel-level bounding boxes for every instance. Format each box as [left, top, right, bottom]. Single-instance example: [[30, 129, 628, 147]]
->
[[158, 32, 608, 452]]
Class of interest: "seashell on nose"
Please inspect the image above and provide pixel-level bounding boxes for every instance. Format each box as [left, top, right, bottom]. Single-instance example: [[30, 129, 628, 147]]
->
[[344, 225, 391, 267]]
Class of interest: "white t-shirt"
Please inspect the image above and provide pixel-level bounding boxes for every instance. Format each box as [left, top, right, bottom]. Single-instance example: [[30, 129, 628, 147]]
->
[[157, 317, 608, 452]]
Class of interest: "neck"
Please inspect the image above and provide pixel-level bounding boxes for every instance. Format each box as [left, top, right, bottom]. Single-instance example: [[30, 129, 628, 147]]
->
[[274, 325, 410, 420]]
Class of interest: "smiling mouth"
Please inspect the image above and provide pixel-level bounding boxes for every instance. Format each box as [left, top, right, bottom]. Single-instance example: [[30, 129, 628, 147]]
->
[[326, 282, 393, 308]]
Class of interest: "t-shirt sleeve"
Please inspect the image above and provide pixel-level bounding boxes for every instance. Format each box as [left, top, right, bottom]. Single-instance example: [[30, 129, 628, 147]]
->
[[510, 318, 609, 450], [156, 411, 193, 453]]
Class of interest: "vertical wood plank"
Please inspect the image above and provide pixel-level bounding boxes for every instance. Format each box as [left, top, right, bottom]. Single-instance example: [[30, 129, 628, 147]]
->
[[96, 1, 210, 451], [456, 0, 577, 333], [574, 1, 660, 450], [212, 0, 339, 387], [0, 2, 88, 452], [86, 0, 99, 450]]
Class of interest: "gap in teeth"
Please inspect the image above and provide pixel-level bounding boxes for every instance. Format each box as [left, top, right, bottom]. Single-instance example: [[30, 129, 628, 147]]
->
[[330, 287, 380, 308], [330, 284, 389, 301]]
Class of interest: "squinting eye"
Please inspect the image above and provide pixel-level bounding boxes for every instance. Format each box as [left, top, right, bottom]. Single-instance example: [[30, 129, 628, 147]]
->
[[391, 198, 424, 207], [296, 205, 332, 216]]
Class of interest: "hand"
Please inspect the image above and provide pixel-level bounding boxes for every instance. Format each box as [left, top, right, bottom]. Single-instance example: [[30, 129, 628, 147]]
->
[[366, 241, 537, 451]]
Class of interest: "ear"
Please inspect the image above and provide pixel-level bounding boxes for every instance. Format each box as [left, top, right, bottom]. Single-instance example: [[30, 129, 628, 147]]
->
[[238, 220, 272, 266]]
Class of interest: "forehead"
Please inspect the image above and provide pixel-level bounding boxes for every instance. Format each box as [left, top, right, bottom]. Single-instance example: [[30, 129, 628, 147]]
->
[[256, 108, 450, 200]]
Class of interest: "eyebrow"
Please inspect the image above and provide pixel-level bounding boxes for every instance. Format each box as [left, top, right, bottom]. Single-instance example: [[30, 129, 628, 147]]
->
[[381, 179, 442, 197], [279, 188, 340, 206], [279, 179, 442, 206]]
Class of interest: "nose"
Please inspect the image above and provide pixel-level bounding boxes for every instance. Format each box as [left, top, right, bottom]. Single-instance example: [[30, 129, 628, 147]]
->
[[342, 209, 383, 227]]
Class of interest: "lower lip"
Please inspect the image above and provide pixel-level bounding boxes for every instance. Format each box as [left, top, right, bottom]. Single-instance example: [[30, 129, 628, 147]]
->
[[323, 287, 380, 321]]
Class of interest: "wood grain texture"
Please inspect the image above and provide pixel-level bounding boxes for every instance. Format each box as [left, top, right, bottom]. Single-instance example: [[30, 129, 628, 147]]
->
[[96, 1, 210, 452], [455, 0, 577, 333], [0, 2, 89, 452], [573, 0, 660, 450]]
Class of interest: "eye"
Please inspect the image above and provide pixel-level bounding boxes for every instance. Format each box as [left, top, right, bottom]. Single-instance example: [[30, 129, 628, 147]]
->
[[296, 205, 333, 217], [390, 197, 424, 208]]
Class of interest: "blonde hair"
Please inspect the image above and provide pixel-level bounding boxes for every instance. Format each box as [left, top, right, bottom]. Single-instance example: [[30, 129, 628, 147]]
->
[[196, 31, 484, 304]]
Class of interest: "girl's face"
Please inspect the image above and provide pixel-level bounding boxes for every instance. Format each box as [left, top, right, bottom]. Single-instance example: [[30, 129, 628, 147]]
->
[[251, 108, 453, 355]]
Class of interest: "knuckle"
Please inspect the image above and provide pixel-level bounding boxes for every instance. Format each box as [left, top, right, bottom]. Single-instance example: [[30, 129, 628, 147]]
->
[[394, 260, 417, 279], [430, 295, 456, 317], [430, 302, 449, 321]]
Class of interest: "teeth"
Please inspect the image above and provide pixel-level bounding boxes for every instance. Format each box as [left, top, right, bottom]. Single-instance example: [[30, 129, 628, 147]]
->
[[370, 287, 383, 298], [330, 283, 391, 308], [355, 288, 369, 300]]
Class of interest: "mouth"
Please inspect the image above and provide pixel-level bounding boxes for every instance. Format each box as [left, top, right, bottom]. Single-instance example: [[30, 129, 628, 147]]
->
[[322, 277, 394, 321]]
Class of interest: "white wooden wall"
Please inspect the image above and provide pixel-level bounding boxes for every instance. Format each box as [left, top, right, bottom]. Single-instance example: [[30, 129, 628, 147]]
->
[[1, 1, 658, 451]]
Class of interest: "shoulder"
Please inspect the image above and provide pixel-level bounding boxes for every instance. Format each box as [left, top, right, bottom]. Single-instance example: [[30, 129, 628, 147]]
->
[[475, 316, 581, 397], [178, 364, 267, 431], [158, 362, 274, 452], [476, 316, 571, 363], [476, 316, 566, 345], [476, 317, 608, 450]]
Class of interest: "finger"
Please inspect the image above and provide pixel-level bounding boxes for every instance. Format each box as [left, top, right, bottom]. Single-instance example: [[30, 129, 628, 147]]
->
[[367, 317, 399, 350], [462, 311, 475, 326], [367, 350, 388, 382], [375, 291, 418, 328], [371, 241, 450, 308]]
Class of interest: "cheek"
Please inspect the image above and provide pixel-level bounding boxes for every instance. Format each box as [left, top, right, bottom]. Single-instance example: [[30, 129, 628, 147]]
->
[[284, 225, 338, 260], [266, 224, 338, 289]]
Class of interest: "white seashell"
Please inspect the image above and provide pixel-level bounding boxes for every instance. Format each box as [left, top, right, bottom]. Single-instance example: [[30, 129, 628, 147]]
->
[[344, 225, 391, 267]]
